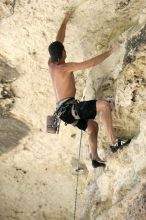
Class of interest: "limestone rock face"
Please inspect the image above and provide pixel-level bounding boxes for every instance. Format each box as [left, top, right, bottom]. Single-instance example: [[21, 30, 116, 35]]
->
[[0, 1, 146, 220]]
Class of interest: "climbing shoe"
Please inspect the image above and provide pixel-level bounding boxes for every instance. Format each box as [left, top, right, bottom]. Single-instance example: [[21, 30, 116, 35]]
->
[[92, 159, 106, 168], [110, 139, 131, 153]]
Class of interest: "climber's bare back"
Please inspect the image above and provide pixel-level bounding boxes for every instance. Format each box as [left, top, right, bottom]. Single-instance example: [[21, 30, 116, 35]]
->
[[48, 61, 76, 102]]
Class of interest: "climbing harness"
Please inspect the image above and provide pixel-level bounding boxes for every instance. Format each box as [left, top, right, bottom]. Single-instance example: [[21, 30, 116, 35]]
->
[[47, 98, 74, 134], [47, 98, 81, 134], [73, 130, 83, 220], [47, 113, 61, 134]]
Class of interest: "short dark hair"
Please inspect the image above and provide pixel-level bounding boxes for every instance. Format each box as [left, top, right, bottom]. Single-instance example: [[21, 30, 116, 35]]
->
[[48, 41, 64, 62]]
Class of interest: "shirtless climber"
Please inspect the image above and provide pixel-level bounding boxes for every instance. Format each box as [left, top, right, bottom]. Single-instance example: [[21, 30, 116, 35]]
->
[[48, 11, 130, 168]]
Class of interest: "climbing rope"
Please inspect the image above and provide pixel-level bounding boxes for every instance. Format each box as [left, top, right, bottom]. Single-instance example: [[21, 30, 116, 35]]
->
[[73, 130, 83, 220]]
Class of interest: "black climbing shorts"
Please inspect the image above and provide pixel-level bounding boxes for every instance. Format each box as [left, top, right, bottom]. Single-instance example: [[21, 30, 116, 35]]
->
[[58, 98, 97, 131]]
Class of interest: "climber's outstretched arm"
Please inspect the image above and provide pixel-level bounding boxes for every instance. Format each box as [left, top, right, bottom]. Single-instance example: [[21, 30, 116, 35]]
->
[[56, 11, 73, 43], [62, 47, 116, 72]]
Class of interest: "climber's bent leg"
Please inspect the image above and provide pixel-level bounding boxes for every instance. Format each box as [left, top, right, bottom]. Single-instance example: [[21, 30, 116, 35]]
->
[[96, 100, 116, 145], [86, 119, 99, 160], [86, 119, 106, 168], [95, 100, 131, 152]]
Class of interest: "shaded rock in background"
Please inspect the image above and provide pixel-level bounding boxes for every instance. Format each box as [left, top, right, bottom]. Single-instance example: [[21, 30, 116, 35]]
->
[[0, 117, 30, 155], [0, 56, 19, 82], [124, 24, 146, 65]]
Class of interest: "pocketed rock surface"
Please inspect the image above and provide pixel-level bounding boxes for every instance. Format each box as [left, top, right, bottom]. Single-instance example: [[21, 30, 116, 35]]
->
[[0, 0, 146, 220]]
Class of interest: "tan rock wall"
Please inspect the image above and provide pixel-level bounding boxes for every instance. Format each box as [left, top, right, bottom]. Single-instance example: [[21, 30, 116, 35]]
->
[[0, 1, 146, 220]]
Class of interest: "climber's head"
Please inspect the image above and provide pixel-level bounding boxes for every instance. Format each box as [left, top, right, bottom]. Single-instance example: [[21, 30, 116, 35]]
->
[[48, 41, 66, 63]]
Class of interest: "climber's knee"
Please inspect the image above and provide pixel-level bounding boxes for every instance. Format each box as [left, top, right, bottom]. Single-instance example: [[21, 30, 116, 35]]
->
[[96, 100, 111, 113], [86, 119, 98, 135]]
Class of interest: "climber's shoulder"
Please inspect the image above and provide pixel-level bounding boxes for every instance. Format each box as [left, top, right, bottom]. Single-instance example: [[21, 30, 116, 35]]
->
[[48, 59, 69, 75]]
